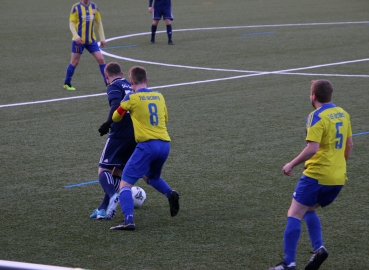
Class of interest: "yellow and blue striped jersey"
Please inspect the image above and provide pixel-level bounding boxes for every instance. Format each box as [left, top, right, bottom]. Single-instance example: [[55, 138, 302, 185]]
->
[[69, 1, 102, 44], [304, 103, 352, 185], [119, 88, 171, 143]]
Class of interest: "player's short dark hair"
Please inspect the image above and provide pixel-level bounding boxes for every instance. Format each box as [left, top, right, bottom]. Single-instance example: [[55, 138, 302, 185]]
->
[[129, 66, 147, 85], [311, 80, 333, 103], [105, 62, 122, 77]]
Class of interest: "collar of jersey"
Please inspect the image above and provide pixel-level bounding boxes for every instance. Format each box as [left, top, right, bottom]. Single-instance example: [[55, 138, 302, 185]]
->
[[320, 103, 336, 109], [110, 78, 122, 85], [136, 88, 153, 93]]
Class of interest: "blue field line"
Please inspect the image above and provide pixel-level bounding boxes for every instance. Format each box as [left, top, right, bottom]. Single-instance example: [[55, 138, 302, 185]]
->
[[65, 180, 99, 188], [241, 31, 277, 36], [353, 131, 369, 137], [64, 130, 368, 188], [101, 44, 137, 50]]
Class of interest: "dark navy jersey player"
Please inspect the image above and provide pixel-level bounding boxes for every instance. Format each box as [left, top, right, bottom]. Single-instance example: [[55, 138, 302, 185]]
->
[[148, 0, 174, 45], [90, 62, 137, 220]]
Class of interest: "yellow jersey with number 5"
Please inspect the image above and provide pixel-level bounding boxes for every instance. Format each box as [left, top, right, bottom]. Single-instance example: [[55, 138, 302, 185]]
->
[[304, 103, 352, 185], [119, 88, 171, 143]]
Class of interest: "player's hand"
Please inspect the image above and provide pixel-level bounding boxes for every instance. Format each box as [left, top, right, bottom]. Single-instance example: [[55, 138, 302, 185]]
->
[[98, 121, 111, 136], [282, 163, 294, 176], [148, 7, 153, 13], [100, 40, 106, 48], [75, 37, 82, 45]]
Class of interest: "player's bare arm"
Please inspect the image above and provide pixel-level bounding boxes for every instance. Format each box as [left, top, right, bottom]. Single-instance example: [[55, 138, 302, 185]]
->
[[282, 141, 319, 176], [344, 136, 353, 160]]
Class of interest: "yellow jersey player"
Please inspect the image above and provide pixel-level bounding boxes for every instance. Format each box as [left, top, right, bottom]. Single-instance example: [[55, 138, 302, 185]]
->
[[269, 80, 353, 270], [109, 66, 179, 230], [63, 0, 107, 91]]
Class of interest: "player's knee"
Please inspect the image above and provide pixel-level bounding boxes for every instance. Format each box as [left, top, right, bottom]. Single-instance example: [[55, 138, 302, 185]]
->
[[71, 59, 79, 66], [96, 57, 105, 65]]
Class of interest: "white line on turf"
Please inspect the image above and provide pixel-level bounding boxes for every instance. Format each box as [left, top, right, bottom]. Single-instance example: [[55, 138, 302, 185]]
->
[[1, 22, 369, 108], [1, 57, 369, 108], [101, 21, 369, 74]]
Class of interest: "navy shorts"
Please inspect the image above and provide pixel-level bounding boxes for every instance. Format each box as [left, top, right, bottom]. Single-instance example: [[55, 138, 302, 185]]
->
[[99, 137, 137, 171], [122, 140, 170, 185], [293, 175, 343, 207], [153, 7, 173, 20], [71, 40, 101, 54]]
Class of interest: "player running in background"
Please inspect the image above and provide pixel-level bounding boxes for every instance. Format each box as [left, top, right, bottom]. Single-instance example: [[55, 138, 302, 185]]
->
[[109, 66, 179, 231], [148, 0, 174, 45], [90, 62, 136, 220], [63, 0, 107, 91], [269, 80, 353, 270]]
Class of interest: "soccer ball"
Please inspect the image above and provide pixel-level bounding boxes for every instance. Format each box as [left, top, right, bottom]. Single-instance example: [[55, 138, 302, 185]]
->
[[131, 186, 146, 208]]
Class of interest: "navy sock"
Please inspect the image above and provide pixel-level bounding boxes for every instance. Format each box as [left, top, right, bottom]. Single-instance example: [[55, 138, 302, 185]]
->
[[64, 64, 76, 85], [304, 212, 323, 251], [99, 64, 107, 85], [99, 171, 116, 198], [147, 177, 172, 197], [166, 24, 172, 41], [119, 186, 134, 223], [112, 175, 121, 193], [283, 217, 301, 265], [151, 25, 157, 40], [98, 194, 109, 210]]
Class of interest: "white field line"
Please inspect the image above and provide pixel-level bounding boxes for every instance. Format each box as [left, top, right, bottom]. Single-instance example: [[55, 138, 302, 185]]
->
[[101, 21, 369, 73], [1, 57, 369, 108], [1, 22, 369, 108]]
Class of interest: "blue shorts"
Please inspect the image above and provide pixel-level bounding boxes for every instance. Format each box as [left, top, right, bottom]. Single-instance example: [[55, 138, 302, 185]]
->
[[122, 140, 170, 185], [99, 137, 137, 171], [71, 40, 101, 54], [153, 7, 173, 20], [293, 175, 343, 207]]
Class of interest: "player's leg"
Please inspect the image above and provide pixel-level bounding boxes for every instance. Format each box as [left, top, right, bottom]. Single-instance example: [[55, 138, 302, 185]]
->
[[165, 20, 174, 45], [304, 208, 328, 270], [163, 7, 174, 44], [64, 41, 82, 90], [111, 167, 122, 193], [110, 143, 150, 230], [283, 199, 309, 266], [304, 185, 343, 270], [270, 176, 317, 270], [151, 19, 160, 43], [86, 42, 107, 86], [110, 180, 135, 230], [98, 168, 117, 198], [269, 198, 307, 270], [151, 7, 164, 43], [88, 168, 115, 220], [143, 140, 170, 196], [92, 51, 107, 86], [96, 138, 125, 219], [108, 144, 135, 225], [145, 140, 179, 216], [304, 206, 322, 253]]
